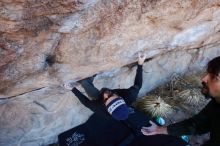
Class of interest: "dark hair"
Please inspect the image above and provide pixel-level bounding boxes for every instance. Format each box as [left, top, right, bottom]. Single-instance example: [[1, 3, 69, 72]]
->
[[99, 88, 115, 101], [207, 56, 220, 77]]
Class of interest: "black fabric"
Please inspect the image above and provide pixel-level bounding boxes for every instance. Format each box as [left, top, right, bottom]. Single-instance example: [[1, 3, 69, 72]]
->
[[124, 107, 151, 136], [58, 114, 131, 146], [71, 88, 105, 114], [127, 135, 188, 146], [58, 122, 95, 146], [112, 65, 143, 106], [168, 99, 220, 146], [202, 140, 220, 146], [58, 113, 187, 146]]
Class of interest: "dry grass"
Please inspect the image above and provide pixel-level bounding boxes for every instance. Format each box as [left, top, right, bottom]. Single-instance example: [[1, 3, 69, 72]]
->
[[135, 73, 208, 118], [135, 95, 173, 117], [176, 89, 206, 105]]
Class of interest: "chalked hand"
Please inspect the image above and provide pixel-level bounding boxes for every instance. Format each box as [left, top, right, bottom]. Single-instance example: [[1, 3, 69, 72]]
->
[[138, 52, 147, 65], [63, 81, 77, 90]]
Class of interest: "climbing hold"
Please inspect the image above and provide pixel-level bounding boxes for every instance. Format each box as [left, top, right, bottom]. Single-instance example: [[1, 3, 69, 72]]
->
[[45, 54, 56, 67]]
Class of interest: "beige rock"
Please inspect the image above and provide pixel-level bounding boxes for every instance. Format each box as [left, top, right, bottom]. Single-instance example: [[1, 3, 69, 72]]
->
[[0, 0, 220, 145], [0, 86, 92, 146], [0, 0, 220, 98]]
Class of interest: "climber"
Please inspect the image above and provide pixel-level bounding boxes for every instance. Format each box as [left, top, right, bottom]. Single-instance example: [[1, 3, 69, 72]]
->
[[70, 52, 154, 137], [59, 52, 188, 146], [141, 56, 220, 146], [78, 52, 147, 121]]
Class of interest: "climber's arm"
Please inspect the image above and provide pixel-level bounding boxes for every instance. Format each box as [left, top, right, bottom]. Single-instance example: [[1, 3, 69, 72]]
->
[[133, 52, 146, 90], [71, 87, 97, 112], [133, 64, 143, 90], [112, 53, 146, 106]]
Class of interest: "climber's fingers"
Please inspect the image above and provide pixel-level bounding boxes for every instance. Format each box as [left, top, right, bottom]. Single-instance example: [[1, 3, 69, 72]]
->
[[138, 52, 142, 58], [63, 81, 77, 90], [138, 52, 147, 65]]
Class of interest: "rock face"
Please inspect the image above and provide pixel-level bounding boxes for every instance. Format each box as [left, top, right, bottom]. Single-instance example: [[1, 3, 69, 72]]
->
[[0, 0, 220, 145]]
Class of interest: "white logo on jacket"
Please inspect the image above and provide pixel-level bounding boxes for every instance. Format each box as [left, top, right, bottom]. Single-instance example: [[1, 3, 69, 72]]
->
[[66, 132, 85, 146]]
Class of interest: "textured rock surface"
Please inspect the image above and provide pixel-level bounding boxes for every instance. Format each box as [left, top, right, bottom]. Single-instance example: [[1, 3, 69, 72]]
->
[[0, 86, 92, 146], [0, 0, 220, 145]]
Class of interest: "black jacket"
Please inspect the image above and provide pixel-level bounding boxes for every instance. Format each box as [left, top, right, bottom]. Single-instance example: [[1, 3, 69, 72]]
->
[[168, 99, 220, 146]]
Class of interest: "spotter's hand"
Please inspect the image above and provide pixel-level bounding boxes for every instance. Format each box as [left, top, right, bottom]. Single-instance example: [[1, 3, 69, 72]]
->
[[141, 121, 168, 136]]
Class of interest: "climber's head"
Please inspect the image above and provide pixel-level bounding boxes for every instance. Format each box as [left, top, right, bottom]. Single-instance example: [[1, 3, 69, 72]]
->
[[100, 88, 115, 102], [100, 88, 129, 120], [201, 56, 220, 102]]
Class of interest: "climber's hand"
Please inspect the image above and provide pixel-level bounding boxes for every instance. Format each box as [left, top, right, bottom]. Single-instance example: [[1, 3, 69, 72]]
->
[[141, 121, 168, 136], [63, 81, 77, 90], [138, 52, 147, 65]]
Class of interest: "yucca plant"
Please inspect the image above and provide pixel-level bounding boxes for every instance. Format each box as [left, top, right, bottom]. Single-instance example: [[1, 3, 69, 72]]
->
[[135, 95, 173, 117], [177, 88, 205, 105]]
